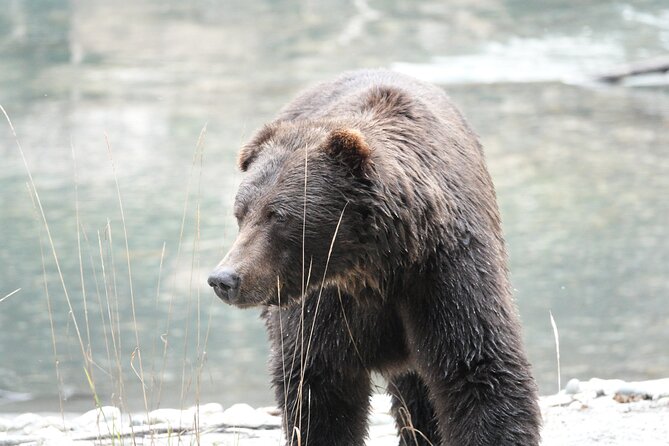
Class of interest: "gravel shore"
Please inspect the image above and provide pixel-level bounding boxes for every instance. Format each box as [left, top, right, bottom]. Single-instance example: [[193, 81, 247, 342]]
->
[[1, 378, 668, 445]]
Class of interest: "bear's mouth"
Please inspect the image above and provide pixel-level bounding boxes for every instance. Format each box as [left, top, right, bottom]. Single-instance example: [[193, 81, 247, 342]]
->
[[212, 286, 262, 309], [211, 285, 233, 304]]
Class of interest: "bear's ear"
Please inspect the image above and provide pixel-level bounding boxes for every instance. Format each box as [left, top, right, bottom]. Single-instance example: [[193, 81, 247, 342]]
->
[[324, 128, 372, 175], [238, 123, 277, 171]]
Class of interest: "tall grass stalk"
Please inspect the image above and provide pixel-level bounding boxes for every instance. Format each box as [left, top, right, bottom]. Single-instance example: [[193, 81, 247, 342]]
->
[[0, 288, 20, 303], [73, 141, 93, 372], [106, 134, 149, 419], [178, 125, 207, 431], [81, 224, 114, 381], [3, 102, 220, 444], [29, 183, 66, 428], [282, 144, 430, 445], [284, 145, 349, 444], [1, 104, 89, 369], [549, 310, 561, 393]]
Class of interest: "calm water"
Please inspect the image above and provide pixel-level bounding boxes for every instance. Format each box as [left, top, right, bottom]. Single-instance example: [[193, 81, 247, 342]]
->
[[1, 0, 668, 412]]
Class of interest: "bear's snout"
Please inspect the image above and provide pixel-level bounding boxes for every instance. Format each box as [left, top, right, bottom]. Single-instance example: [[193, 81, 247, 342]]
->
[[207, 267, 241, 304]]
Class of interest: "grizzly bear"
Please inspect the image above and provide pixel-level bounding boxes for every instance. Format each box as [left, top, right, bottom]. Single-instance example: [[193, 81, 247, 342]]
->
[[208, 69, 541, 445]]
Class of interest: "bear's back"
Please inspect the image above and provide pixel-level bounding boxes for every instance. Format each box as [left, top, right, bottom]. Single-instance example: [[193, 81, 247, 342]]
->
[[276, 69, 468, 131], [272, 70, 498, 248]]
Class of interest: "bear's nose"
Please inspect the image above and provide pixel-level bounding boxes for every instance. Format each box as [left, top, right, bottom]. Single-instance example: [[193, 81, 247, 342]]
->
[[207, 267, 240, 303]]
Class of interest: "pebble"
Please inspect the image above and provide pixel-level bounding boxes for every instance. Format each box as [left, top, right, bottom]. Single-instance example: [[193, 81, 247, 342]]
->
[[565, 378, 581, 395], [73, 406, 121, 428], [189, 402, 224, 417], [0, 435, 40, 446], [542, 393, 573, 408], [44, 415, 71, 431], [568, 400, 587, 411], [0, 378, 667, 445], [617, 404, 632, 413], [257, 406, 281, 417], [652, 396, 669, 408], [9, 412, 43, 432], [586, 378, 626, 396], [146, 407, 185, 426], [218, 403, 263, 428], [31, 425, 65, 439], [616, 383, 648, 398]]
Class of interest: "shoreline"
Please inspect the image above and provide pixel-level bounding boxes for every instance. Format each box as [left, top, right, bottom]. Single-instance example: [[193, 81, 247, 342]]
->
[[1, 378, 668, 445]]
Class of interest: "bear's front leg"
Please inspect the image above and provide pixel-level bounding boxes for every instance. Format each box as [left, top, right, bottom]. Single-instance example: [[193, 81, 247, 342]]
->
[[427, 362, 540, 446], [266, 300, 372, 446], [405, 310, 541, 445], [271, 352, 371, 445]]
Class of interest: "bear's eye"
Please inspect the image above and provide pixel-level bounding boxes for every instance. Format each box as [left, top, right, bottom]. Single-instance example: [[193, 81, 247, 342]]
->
[[233, 201, 248, 225], [267, 209, 287, 223], [234, 209, 245, 226]]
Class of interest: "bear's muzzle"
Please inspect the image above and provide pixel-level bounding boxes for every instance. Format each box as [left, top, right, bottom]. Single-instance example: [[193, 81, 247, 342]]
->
[[207, 267, 241, 304]]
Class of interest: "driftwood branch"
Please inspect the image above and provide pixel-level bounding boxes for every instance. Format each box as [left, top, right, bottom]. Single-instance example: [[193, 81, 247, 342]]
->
[[598, 56, 669, 83]]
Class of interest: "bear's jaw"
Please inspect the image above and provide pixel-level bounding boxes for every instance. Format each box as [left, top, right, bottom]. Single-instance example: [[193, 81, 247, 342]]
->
[[322, 266, 383, 298]]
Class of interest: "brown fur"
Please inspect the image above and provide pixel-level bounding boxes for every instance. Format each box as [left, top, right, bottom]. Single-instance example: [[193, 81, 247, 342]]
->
[[325, 128, 373, 175], [208, 69, 542, 445]]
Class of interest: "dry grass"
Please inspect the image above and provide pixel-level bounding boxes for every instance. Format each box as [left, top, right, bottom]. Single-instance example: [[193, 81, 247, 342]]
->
[[279, 146, 427, 445], [550, 310, 561, 394], [1, 102, 432, 445], [0, 288, 21, 303], [1, 104, 217, 443]]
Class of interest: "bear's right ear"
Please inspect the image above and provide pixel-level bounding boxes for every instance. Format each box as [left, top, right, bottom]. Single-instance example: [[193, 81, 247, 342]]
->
[[238, 123, 277, 171], [324, 128, 373, 176]]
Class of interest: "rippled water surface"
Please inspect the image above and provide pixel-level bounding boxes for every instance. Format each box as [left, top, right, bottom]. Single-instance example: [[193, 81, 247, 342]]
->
[[1, 0, 668, 412]]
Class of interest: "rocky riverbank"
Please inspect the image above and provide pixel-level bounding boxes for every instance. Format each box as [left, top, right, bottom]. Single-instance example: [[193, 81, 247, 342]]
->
[[1, 378, 668, 445]]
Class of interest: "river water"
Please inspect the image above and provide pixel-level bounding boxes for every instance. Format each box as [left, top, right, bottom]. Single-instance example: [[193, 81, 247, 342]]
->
[[1, 0, 668, 412]]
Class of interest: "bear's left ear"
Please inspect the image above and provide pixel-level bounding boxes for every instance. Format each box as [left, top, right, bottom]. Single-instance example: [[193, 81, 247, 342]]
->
[[238, 123, 277, 172], [324, 128, 372, 175]]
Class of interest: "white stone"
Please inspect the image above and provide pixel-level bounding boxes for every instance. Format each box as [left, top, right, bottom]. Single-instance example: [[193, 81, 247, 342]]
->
[[541, 393, 573, 408], [618, 404, 632, 413], [188, 402, 224, 416], [218, 404, 263, 428], [256, 406, 281, 417], [31, 425, 67, 439], [43, 416, 71, 431], [73, 406, 122, 428], [260, 412, 282, 428], [653, 396, 669, 407], [619, 378, 669, 399], [10, 413, 44, 431], [565, 378, 581, 394], [147, 408, 188, 427], [0, 435, 41, 445], [3, 377, 669, 445], [587, 394, 616, 409], [585, 377, 626, 395], [129, 413, 148, 426], [568, 400, 586, 411], [43, 436, 79, 446]]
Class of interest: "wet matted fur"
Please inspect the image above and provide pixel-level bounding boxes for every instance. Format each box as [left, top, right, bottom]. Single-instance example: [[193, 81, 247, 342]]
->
[[209, 70, 542, 445]]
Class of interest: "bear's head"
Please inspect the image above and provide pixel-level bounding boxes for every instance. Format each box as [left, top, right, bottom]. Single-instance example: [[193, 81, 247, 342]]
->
[[208, 121, 378, 308]]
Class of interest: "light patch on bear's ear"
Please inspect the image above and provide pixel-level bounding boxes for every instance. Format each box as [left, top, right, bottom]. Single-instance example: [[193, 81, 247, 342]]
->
[[325, 128, 372, 175], [238, 123, 277, 171]]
